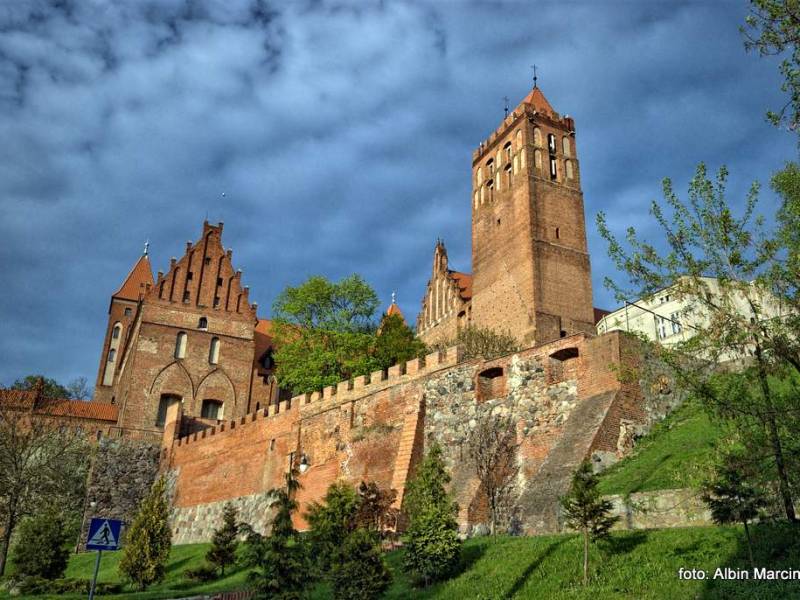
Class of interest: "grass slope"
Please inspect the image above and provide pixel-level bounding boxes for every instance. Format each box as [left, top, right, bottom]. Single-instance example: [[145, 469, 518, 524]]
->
[[4, 523, 798, 599], [598, 400, 726, 496]]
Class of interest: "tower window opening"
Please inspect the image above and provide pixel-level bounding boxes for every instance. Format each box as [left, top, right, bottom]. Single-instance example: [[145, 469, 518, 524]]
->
[[112, 324, 121, 339], [107, 348, 116, 363], [182, 290, 190, 303], [204, 257, 211, 266], [555, 227, 560, 239], [548, 133, 556, 153], [187, 271, 193, 280], [175, 331, 188, 359], [565, 159, 574, 180], [156, 394, 181, 427], [504, 141, 512, 162], [214, 296, 221, 308], [124, 307, 132, 317], [198, 316, 208, 330], [486, 158, 494, 171], [217, 277, 223, 286], [209, 337, 220, 364], [550, 157, 558, 180], [486, 179, 494, 190], [505, 164, 512, 187]]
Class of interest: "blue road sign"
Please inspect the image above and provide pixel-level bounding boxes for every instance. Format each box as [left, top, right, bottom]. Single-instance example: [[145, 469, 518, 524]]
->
[[86, 518, 123, 551]]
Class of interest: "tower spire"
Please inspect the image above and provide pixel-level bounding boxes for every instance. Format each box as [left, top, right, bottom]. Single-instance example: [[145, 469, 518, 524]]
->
[[530, 64, 538, 88]]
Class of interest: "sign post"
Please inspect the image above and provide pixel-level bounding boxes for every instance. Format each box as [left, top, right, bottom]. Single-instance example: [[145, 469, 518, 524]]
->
[[85, 518, 123, 600]]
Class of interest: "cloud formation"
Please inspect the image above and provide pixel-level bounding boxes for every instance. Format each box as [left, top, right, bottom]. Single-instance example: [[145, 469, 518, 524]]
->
[[0, 0, 794, 386]]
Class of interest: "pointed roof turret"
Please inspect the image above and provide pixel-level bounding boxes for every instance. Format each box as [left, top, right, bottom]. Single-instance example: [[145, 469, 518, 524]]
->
[[520, 85, 555, 114], [113, 252, 154, 301], [386, 291, 406, 323]]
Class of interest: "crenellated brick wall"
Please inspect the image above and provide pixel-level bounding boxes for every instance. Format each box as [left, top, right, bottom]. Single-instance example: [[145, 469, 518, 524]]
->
[[160, 331, 679, 542]]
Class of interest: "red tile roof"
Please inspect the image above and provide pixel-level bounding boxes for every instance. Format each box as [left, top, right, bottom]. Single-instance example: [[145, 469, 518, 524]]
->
[[449, 271, 473, 301], [521, 86, 555, 114], [114, 254, 154, 301], [0, 389, 118, 422]]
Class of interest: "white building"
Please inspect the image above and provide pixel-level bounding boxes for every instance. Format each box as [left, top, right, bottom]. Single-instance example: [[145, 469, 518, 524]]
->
[[596, 276, 787, 350]]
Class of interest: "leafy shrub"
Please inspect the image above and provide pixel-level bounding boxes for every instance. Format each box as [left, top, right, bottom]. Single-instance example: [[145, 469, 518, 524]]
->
[[15, 576, 122, 595], [10, 511, 70, 579], [184, 564, 218, 582]]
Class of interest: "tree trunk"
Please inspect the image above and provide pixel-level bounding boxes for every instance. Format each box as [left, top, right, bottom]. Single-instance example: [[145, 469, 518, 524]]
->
[[583, 529, 589, 586], [755, 362, 797, 522], [743, 519, 755, 570], [0, 509, 15, 577]]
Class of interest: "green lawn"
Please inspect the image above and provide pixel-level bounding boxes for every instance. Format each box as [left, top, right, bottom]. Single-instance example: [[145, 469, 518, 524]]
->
[[598, 400, 726, 496], [3, 523, 798, 599]]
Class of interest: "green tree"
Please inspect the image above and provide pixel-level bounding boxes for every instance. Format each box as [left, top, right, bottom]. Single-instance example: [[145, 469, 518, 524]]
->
[[329, 527, 391, 600], [743, 0, 800, 131], [0, 399, 89, 577], [306, 481, 359, 573], [560, 461, 619, 586], [118, 477, 172, 591], [244, 470, 309, 600], [206, 502, 239, 577], [8, 375, 69, 399], [272, 275, 380, 394], [273, 276, 427, 394], [402, 443, 461, 586], [702, 447, 767, 569], [10, 510, 70, 579], [355, 481, 398, 536], [596, 163, 800, 522], [374, 314, 427, 370]]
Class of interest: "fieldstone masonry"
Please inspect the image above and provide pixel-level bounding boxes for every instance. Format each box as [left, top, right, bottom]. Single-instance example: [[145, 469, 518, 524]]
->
[[80, 438, 161, 545]]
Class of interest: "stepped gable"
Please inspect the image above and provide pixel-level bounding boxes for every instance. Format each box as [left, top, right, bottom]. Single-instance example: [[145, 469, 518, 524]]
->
[[148, 221, 256, 320]]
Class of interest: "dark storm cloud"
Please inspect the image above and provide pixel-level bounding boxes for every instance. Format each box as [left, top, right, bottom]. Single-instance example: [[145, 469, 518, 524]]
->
[[0, 0, 794, 386]]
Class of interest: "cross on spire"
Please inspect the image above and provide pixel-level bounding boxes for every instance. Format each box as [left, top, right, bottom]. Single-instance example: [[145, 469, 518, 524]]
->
[[143, 240, 149, 257], [391, 291, 397, 304], [530, 64, 538, 88], [503, 96, 509, 118]]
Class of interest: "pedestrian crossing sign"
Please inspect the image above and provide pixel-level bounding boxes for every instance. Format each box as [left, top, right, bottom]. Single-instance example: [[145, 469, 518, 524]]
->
[[86, 518, 123, 551]]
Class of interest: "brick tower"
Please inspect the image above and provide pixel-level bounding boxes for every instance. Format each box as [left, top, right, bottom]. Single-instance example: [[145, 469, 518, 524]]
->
[[469, 84, 595, 345], [94, 247, 154, 405]]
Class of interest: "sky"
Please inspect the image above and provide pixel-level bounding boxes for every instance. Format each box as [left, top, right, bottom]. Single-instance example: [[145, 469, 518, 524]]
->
[[0, 0, 795, 388]]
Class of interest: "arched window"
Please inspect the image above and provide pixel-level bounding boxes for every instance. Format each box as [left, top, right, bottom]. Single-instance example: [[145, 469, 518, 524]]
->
[[209, 337, 220, 365], [175, 331, 187, 359], [201, 399, 223, 420], [513, 155, 519, 174], [547, 133, 557, 153], [486, 158, 494, 172], [515, 129, 523, 149], [505, 164, 512, 187], [534, 149, 542, 170], [533, 127, 542, 146], [112, 323, 122, 340], [565, 160, 574, 180], [107, 348, 116, 363], [198, 316, 208, 330], [562, 136, 571, 157], [550, 157, 558, 180], [503, 141, 512, 162]]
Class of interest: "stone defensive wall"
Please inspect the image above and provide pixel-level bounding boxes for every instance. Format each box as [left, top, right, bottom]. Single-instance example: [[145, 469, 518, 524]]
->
[[160, 330, 678, 543]]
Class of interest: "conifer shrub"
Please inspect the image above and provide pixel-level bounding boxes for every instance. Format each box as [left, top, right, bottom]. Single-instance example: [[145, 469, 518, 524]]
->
[[118, 476, 172, 591], [329, 527, 391, 600], [402, 443, 461, 586], [10, 510, 70, 579], [206, 502, 239, 576], [561, 460, 619, 585]]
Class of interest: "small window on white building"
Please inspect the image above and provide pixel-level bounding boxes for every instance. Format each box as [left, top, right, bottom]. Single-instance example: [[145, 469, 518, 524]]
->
[[656, 317, 668, 340], [670, 312, 682, 334], [209, 337, 220, 365], [175, 331, 188, 359]]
